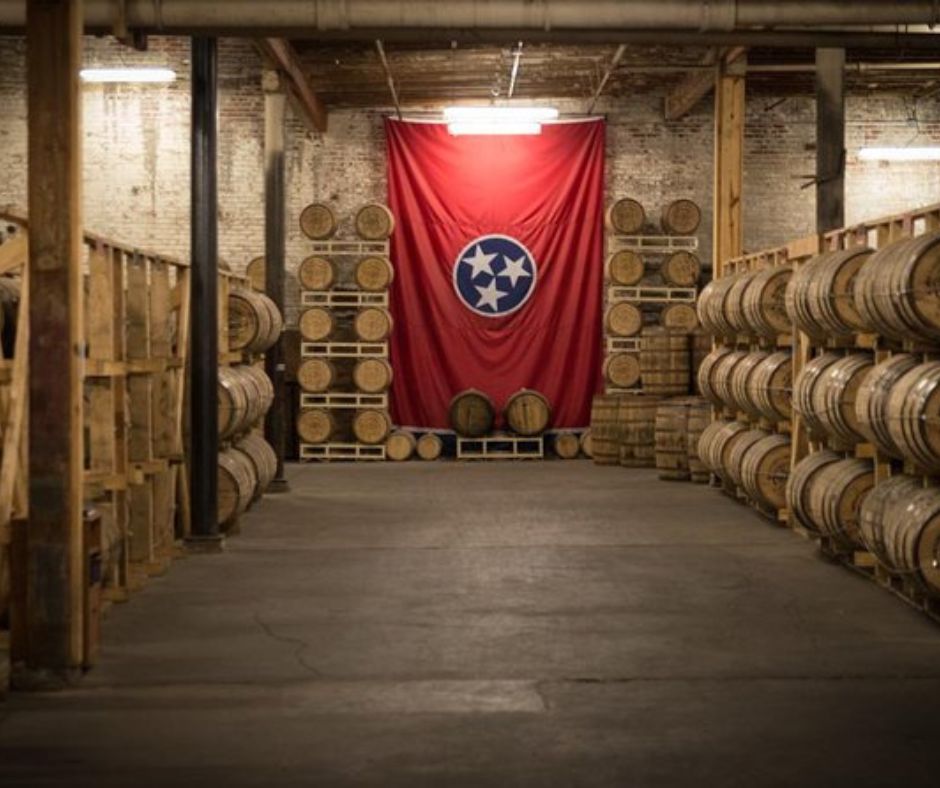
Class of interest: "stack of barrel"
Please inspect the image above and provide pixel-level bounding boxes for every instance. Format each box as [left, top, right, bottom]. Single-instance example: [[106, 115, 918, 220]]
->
[[441, 388, 552, 455], [294, 202, 396, 455], [219, 286, 283, 528]]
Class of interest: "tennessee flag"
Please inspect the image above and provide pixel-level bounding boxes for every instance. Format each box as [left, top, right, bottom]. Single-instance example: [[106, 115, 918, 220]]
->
[[385, 118, 605, 429]]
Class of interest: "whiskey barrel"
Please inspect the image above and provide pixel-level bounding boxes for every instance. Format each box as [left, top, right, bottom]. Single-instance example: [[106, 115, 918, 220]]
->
[[554, 432, 581, 459], [416, 432, 443, 461], [786, 248, 872, 339], [696, 347, 732, 407], [792, 352, 841, 439], [728, 351, 769, 419], [858, 475, 922, 565], [690, 330, 712, 393], [298, 256, 336, 291], [660, 252, 701, 288], [218, 366, 249, 439], [606, 250, 644, 285], [297, 357, 336, 393], [619, 395, 659, 468], [450, 389, 495, 437], [747, 351, 792, 423], [354, 307, 393, 342], [604, 352, 641, 389], [605, 302, 643, 337], [299, 307, 335, 342], [580, 430, 594, 459], [785, 450, 840, 533], [710, 350, 750, 412], [229, 289, 283, 353], [698, 419, 748, 484], [605, 198, 645, 235], [881, 485, 940, 596], [242, 365, 275, 418], [246, 256, 265, 291], [235, 433, 277, 500], [885, 361, 940, 472], [504, 389, 552, 436], [234, 366, 267, 428], [299, 202, 337, 240], [806, 458, 874, 551], [661, 199, 701, 235], [740, 433, 791, 511], [354, 256, 395, 291], [696, 419, 724, 473], [218, 448, 256, 527], [386, 430, 417, 461], [726, 428, 767, 488], [741, 266, 792, 338], [660, 303, 699, 333], [696, 275, 739, 339], [855, 354, 919, 457], [686, 398, 712, 483], [353, 357, 393, 393], [590, 395, 621, 465], [655, 399, 691, 480], [353, 409, 391, 445], [639, 328, 689, 396], [812, 353, 873, 447], [724, 272, 759, 337], [355, 203, 395, 240], [297, 408, 335, 444]]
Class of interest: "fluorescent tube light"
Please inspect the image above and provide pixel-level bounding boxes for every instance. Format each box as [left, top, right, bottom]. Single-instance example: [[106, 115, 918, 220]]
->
[[443, 106, 559, 123], [858, 147, 940, 161], [80, 68, 177, 84], [448, 121, 543, 136]]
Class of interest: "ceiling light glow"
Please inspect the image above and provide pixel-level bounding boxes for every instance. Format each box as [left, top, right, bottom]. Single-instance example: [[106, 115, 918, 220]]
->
[[80, 68, 177, 84], [447, 121, 543, 136], [443, 106, 559, 123], [858, 147, 940, 161]]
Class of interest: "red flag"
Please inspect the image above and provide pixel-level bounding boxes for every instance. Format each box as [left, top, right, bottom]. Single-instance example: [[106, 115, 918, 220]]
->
[[386, 118, 605, 429]]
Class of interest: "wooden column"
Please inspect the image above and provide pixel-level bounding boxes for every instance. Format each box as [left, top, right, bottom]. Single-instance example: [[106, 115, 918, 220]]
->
[[712, 55, 746, 278], [815, 48, 846, 233], [22, 0, 84, 684], [263, 71, 289, 492]]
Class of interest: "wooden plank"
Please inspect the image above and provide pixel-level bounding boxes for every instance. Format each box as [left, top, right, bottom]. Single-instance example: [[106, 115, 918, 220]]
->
[[0, 234, 27, 276], [23, 0, 85, 680], [0, 266, 28, 531], [712, 55, 746, 277], [256, 38, 328, 133]]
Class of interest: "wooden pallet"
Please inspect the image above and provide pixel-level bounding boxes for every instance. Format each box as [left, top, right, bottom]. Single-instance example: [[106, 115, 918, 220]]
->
[[300, 391, 388, 409], [301, 341, 388, 359], [605, 336, 641, 353], [608, 285, 697, 304], [301, 290, 389, 308], [457, 435, 544, 460], [604, 386, 644, 396], [606, 235, 699, 254], [306, 240, 390, 256], [300, 442, 387, 461]]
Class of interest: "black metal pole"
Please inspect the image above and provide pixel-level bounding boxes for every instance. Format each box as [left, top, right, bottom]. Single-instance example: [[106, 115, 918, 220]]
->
[[188, 36, 222, 546], [815, 48, 845, 233], [263, 76, 289, 492]]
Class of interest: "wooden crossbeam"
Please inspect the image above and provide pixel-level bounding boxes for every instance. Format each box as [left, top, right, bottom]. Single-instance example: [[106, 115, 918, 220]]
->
[[665, 47, 746, 121], [256, 38, 328, 133]]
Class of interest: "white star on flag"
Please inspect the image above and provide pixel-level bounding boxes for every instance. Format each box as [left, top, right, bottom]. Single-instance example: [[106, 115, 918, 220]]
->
[[475, 279, 507, 311], [461, 245, 498, 280], [499, 255, 531, 288]]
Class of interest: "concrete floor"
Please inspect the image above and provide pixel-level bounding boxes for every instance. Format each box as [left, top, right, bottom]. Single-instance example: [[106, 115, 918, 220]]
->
[[3, 462, 940, 786]]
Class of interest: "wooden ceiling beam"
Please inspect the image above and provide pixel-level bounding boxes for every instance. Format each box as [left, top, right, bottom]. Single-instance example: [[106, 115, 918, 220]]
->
[[256, 38, 328, 133], [665, 47, 746, 121]]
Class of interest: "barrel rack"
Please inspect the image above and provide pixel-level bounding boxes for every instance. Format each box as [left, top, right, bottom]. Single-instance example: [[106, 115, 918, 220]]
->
[[456, 434, 544, 460]]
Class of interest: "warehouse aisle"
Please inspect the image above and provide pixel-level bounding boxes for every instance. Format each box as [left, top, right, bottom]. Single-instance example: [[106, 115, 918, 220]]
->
[[3, 462, 940, 786]]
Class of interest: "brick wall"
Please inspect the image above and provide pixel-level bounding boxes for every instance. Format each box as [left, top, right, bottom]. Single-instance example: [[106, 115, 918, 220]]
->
[[1, 35, 939, 324]]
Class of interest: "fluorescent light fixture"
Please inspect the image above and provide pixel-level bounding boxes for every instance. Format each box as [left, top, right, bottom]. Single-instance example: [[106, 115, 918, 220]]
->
[[80, 67, 177, 84], [443, 106, 559, 123], [858, 146, 940, 161], [448, 121, 542, 136]]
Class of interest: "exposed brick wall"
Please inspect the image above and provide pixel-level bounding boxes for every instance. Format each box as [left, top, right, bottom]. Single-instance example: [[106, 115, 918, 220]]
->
[[1, 35, 939, 326]]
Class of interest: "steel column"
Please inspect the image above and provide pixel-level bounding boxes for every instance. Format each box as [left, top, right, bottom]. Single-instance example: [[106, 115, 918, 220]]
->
[[815, 48, 846, 233]]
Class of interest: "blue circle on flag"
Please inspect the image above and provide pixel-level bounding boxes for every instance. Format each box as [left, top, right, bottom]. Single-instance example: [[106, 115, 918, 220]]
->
[[452, 234, 538, 318]]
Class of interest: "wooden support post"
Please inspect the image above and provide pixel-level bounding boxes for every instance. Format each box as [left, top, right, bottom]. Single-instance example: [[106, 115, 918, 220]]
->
[[712, 55, 746, 279], [815, 48, 845, 233], [263, 71, 289, 492], [21, 0, 84, 686]]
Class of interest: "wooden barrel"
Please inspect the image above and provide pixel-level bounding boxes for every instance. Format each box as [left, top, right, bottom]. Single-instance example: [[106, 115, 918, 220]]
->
[[233, 366, 266, 428], [416, 432, 443, 461], [885, 361, 940, 472], [218, 448, 256, 527], [855, 353, 919, 457], [696, 347, 731, 407], [580, 430, 594, 459], [300, 307, 335, 342], [726, 428, 767, 488], [710, 350, 749, 412], [661, 199, 701, 235], [606, 250, 644, 285], [858, 475, 922, 566], [698, 419, 747, 484], [235, 433, 277, 500], [724, 272, 759, 337], [386, 430, 416, 461], [243, 365, 275, 416], [690, 330, 712, 394], [604, 352, 641, 389], [298, 357, 336, 393], [699, 274, 741, 339], [639, 328, 689, 396], [785, 450, 841, 533], [605, 302, 643, 337], [619, 395, 659, 468], [740, 433, 791, 511], [787, 247, 873, 339], [747, 351, 792, 423], [792, 352, 841, 439], [297, 408, 335, 444], [355, 203, 395, 240], [354, 256, 395, 291], [229, 289, 278, 352], [353, 409, 391, 445], [554, 432, 581, 459], [605, 198, 645, 235], [218, 366, 249, 439], [590, 395, 621, 465], [504, 389, 552, 436], [686, 398, 712, 483], [881, 485, 940, 596], [354, 307, 393, 342], [246, 256, 265, 291], [812, 353, 873, 447], [741, 266, 792, 338], [660, 252, 700, 288], [660, 303, 699, 333], [806, 458, 874, 551], [450, 389, 495, 437], [298, 256, 336, 291], [654, 399, 691, 480], [728, 351, 769, 419], [353, 358, 393, 393], [299, 202, 337, 240]]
